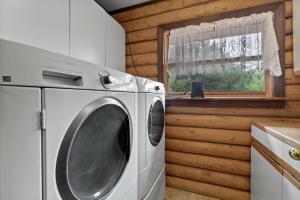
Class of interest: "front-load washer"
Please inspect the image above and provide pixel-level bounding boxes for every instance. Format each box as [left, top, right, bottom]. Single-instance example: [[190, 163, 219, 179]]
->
[[0, 39, 138, 200], [136, 77, 165, 200]]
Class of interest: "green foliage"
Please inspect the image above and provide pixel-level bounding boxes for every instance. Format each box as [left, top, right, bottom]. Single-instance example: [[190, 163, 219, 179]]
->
[[169, 68, 264, 93]]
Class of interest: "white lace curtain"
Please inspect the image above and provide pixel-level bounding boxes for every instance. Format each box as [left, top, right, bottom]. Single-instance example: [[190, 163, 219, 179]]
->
[[167, 11, 282, 77]]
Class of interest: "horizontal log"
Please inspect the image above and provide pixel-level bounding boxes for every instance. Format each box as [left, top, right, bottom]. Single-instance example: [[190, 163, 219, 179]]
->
[[166, 187, 219, 200], [166, 138, 250, 160], [166, 151, 250, 176], [183, 0, 215, 7], [285, 51, 293, 66], [286, 85, 300, 100], [285, 17, 293, 34], [166, 163, 250, 191], [285, 0, 292, 18], [285, 34, 293, 51], [126, 28, 157, 43], [126, 52, 157, 66], [166, 176, 250, 200], [113, 0, 183, 23], [166, 114, 300, 130], [166, 126, 251, 145], [166, 114, 253, 130], [126, 64, 157, 76], [145, 76, 158, 81], [126, 40, 157, 55], [285, 68, 300, 85], [166, 102, 300, 118], [122, 0, 282, 32]]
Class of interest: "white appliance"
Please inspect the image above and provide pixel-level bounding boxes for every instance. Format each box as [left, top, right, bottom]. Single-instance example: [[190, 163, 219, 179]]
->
[[0, 39, 137, 200], [136, 77, 165, 200], [0, 0, 125, 71]]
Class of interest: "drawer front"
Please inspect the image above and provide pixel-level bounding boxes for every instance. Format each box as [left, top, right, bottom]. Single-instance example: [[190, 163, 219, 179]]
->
[[251, 125, 284, 160], [283, 174, 300, 200], [251, 147, 282, 200], [284, 143, 300, 175]]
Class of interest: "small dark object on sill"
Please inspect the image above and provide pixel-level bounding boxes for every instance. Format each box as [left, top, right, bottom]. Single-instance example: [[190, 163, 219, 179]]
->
[[191, 81, 204, 98]]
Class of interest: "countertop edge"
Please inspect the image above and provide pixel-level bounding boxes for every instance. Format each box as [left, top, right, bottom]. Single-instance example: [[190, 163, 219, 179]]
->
[[253, 121, 300, 149]]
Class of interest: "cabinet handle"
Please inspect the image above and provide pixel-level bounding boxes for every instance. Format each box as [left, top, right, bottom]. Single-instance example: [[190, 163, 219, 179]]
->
[[289, 148, 300, 160]]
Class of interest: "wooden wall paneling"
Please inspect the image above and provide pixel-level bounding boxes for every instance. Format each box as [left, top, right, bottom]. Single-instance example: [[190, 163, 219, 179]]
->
[[145, 76, 158, 81], [126, 28, 157, 43], [285, 50, 294, 66], [285, 0, 293, 18], [167, 114, 285, 131], [166, 102, 300, 118], [285, 34, 293, 51], [165, 126, 251, 145], [285, 17, 293, 34], [166, 163, 250, 191], [166, 151, 250, 176], [126, 40, 157, 55], [166, 187, 219, 200], [126, 64, 157, 77], [166, 114, 300, 130], [121, 0, 283, 32], [126, 52, 157, 66], [285, 85, 300, 100], [113, 0, 184, 23], [285, 68, 300, 84], [166, 138, 251, 160], [166, 176, 250, 200], [183, 0, 217, 7]]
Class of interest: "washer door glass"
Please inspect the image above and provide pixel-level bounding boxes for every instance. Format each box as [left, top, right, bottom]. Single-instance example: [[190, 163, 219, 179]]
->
[[148, 98, 165, 146], [56, 98, 131, 200]]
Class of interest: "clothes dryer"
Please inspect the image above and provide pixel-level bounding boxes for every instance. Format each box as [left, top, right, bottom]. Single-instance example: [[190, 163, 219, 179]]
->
[[0, 39, 138, 200], [136, 77, 165, 200]]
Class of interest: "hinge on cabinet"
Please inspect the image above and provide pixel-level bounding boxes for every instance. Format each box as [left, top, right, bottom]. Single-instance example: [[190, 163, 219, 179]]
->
[[40, 110, 46, 130]]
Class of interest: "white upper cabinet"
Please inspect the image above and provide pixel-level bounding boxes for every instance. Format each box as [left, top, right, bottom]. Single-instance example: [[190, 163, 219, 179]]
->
[[0, 0, 69, 55], [0, 0, 125, 71], [70, 0, 106, 67], [106, 15, 125, 72]]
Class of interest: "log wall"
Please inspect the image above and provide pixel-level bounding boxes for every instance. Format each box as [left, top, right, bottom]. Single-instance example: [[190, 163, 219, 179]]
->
[[113, 0, 300, 199]]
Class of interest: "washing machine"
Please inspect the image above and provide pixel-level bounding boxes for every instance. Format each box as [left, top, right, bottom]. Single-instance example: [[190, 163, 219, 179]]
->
[[136, 77, 165, 200], [0, 39, 138, 200]]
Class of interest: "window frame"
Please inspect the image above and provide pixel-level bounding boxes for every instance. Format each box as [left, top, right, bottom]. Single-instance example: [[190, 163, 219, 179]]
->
[[158, 2, 285, 97]]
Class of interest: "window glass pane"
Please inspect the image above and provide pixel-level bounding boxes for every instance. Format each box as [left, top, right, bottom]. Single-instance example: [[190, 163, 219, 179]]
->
[[169, 60, 264, 93]]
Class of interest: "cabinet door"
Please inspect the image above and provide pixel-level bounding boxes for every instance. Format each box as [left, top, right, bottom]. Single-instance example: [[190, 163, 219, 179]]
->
[[251, 147, 282, 200], [283, 175, 300, 200], [70, 0, 106, 67], [106, 15, 125, 72], [0, 86, 42, 200], [0, 0, 69, 55]]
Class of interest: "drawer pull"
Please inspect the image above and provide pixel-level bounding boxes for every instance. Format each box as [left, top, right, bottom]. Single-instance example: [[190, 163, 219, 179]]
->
[[289, 148, 300, 160]]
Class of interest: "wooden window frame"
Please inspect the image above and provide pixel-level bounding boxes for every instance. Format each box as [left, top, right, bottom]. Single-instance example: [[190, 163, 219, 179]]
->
[[158, 1, 285, 98]]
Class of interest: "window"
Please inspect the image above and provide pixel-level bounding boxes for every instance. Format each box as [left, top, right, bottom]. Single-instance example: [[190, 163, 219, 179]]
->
[[158, 3, 285, 97], [168, 31, 265, 94]]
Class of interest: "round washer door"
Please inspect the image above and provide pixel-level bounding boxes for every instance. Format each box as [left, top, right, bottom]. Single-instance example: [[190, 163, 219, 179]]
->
[[56, 98, 132, 200], [148, 97, 165, 146]]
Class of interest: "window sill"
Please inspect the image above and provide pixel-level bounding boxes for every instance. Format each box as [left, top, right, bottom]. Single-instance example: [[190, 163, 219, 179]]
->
[[165, 96, 286, 109]]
